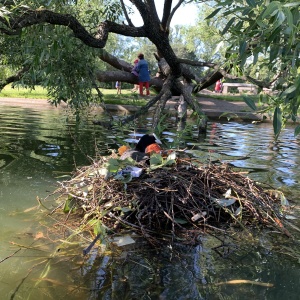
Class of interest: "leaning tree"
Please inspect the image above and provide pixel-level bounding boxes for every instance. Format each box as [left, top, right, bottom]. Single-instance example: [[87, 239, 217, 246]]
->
[[0, 0, 299, 135]]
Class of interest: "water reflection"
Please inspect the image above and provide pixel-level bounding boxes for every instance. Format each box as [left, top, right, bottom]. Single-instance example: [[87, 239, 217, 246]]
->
[[0, 105, 300, 299], [184, 121, 300, 198]]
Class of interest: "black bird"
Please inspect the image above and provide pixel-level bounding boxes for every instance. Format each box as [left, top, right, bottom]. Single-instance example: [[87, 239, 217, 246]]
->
[[135, 134, 160, 152], [119, 134, 162, 162]]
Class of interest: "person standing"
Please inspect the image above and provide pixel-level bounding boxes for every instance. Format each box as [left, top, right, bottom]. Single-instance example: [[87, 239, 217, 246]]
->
[[215, 80, 222, 93], [136, 53, 150, 96], [131, 59, 139, 92], [115, 81, 121, 94]]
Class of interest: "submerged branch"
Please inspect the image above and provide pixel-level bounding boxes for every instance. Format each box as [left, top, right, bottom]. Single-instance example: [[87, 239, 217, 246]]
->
[[0, 248, 21, 264]]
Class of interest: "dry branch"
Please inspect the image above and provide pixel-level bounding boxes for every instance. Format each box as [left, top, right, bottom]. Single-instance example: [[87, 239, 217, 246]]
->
[[49, 155, 292, 245]]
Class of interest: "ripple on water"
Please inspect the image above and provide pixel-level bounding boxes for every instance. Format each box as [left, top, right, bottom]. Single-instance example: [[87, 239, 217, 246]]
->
[[0, 109, 300, 299]]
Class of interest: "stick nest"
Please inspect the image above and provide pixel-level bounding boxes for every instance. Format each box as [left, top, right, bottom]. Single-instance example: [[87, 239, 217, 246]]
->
[[51, 156, 291, 245]]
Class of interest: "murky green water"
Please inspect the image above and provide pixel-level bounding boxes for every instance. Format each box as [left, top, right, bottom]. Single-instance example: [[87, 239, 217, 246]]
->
[[0, 105, 300, 299]]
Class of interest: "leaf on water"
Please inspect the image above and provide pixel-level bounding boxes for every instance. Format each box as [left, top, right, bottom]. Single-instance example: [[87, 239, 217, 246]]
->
[[34, 232, 44, 240], [54, 174, 71, 179], [215, 279, 274, 287], [23, 205, 39, 213]]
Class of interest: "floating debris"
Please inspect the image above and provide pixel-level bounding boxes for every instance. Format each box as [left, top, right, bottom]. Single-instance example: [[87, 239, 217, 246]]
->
[[48, 152, 294, 245]]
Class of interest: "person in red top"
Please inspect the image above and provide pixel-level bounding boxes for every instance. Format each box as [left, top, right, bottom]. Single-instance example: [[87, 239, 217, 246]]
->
[[215, 80, 222, 93]]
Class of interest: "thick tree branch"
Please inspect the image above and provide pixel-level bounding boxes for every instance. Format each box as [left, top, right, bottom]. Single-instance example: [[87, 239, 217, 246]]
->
[[177, 58, 215, 68], [3, 8, 148, 45], [94, 70, 163, 88], [0, 65, 30, 91], [161, 0, 173, 29], [98, 20, 146, 37], [146, 0, 160, 21], [1, 4, 190, 81], [97, 49, 133, 72], [6, 9, 108, 48]]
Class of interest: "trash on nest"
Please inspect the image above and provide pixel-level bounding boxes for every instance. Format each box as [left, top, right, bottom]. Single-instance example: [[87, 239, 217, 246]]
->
[[50, 154, 296, 246], [117, 166, 143, 178], [111, 235, 136, 247]]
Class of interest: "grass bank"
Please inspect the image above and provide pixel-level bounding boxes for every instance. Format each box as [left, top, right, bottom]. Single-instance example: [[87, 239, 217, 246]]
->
[[0, 85, 147, 106], [0, 85, 148, 106], [0, 84, 257, 104]]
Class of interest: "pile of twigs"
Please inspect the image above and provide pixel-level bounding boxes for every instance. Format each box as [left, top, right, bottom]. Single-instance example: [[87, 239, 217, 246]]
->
[[49, 156, 291, 244]]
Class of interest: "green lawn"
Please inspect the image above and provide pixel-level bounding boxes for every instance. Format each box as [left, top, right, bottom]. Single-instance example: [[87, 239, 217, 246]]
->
[[199, 92, 258, 102], [0, 84, 256, 104], [0, 85, 148, 106], [0, 85, 48, 99]]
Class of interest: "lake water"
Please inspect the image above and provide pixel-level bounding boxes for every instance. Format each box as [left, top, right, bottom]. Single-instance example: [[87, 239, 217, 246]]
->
[[0, 104, 300, 299]]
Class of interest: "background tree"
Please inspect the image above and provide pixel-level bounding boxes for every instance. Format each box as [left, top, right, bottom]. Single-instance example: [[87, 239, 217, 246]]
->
[[209, 0, 300, 137], [0, 0, 299, 135]]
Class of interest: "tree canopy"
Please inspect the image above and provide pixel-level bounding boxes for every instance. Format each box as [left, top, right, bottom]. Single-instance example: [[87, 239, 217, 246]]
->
[[0, 0, 299, 135]]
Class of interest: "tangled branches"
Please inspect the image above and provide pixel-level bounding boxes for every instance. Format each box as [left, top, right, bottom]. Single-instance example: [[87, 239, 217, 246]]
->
[[49, 157, 292, 245]]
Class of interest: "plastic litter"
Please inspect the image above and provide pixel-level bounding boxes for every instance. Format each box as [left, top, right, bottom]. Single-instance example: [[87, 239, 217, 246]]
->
[[118, 166, 143, 178]]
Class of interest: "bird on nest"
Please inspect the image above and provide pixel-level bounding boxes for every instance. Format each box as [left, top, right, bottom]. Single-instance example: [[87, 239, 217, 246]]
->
[[118, 133, 162, 162]]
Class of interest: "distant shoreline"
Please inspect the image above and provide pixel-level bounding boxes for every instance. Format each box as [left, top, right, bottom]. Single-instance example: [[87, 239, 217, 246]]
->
[[0, 97, 64, 110], [0, 96, 263, 121]]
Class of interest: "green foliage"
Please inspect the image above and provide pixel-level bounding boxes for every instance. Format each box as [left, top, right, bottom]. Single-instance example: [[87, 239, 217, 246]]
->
[[243, 95, 257, 111], [1, 0, 299, 137], [0, 0, 122, 112], [207, 0, 300, 136], [273, 106, 283, 139], [178, 4, 227, 63], [149, 152, 176, 170], [93, 219, 106, 237], [63, 196, 75, 213]]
